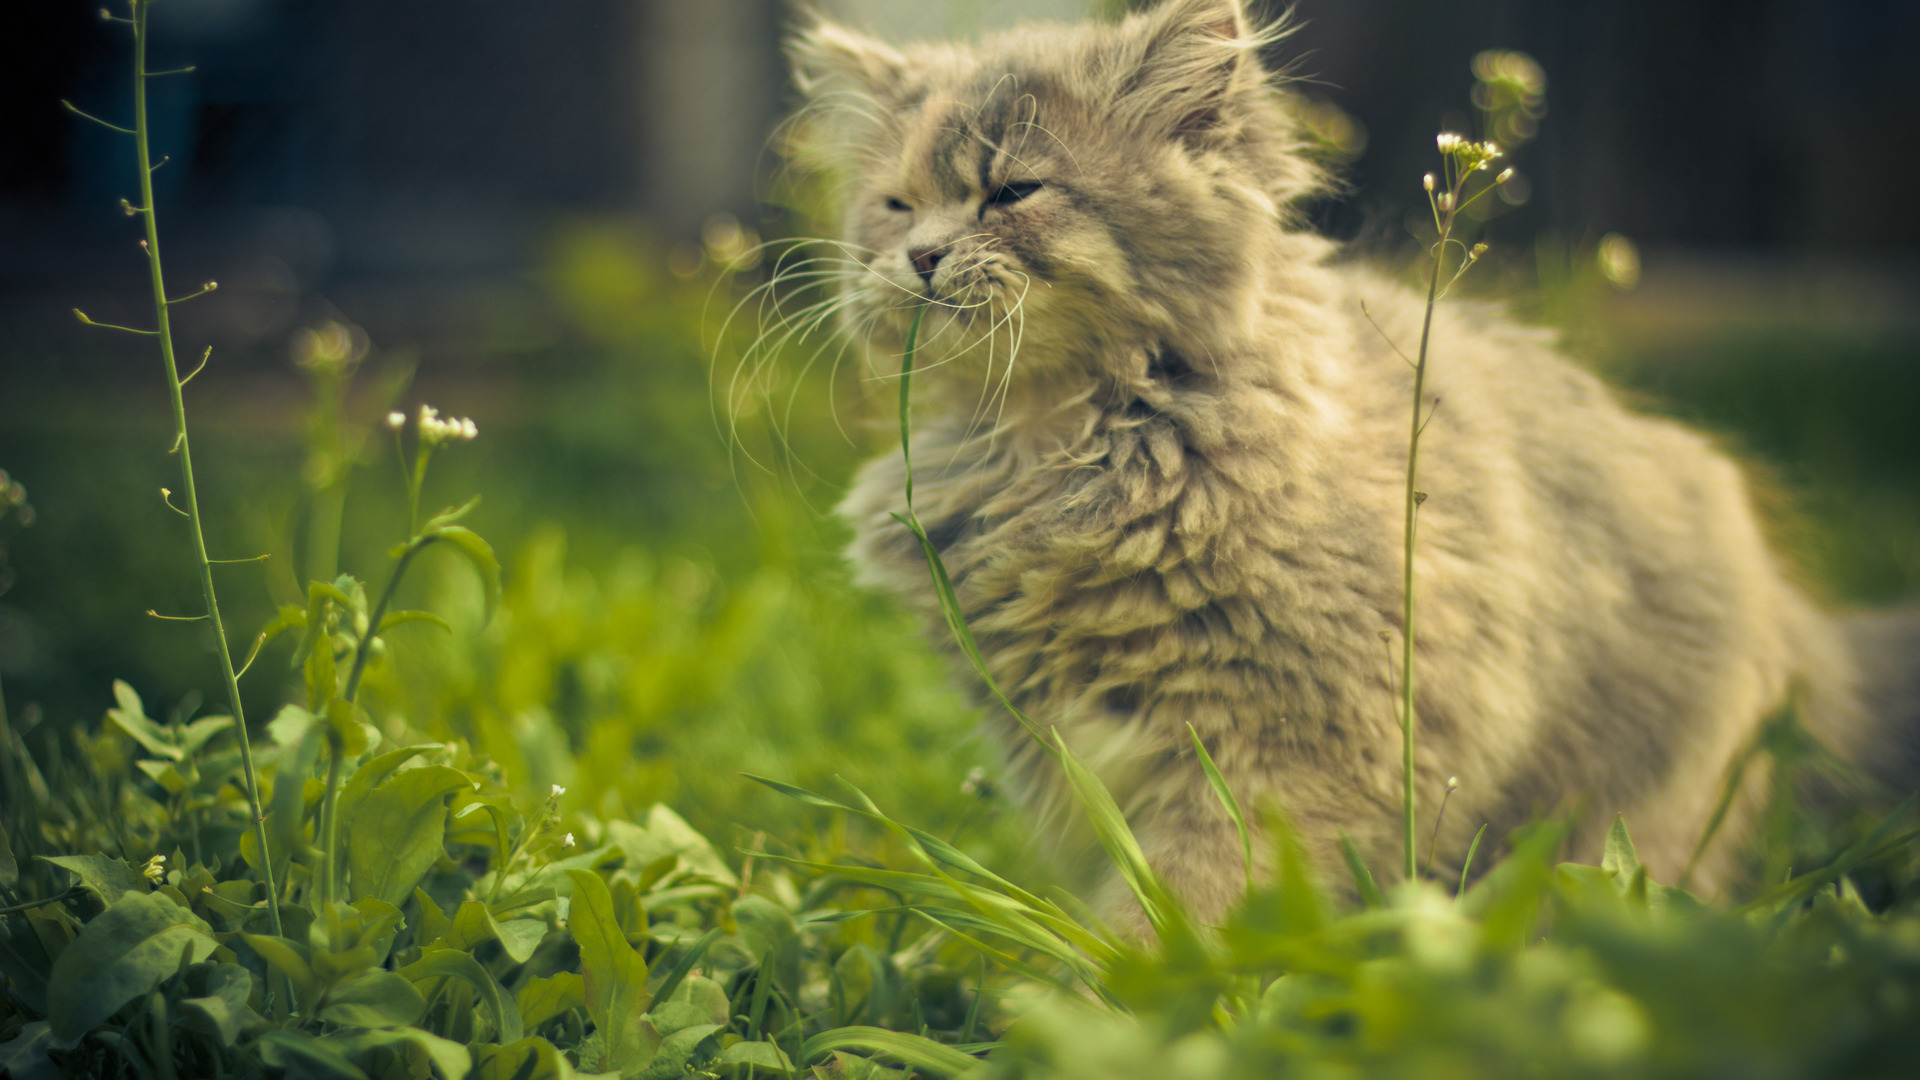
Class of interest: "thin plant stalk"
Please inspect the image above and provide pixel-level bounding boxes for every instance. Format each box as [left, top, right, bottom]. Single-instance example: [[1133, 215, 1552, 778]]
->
[[119, 0, 285, 939], [1400, 250, 1440, 881], [1396, 141, 1505, 881]]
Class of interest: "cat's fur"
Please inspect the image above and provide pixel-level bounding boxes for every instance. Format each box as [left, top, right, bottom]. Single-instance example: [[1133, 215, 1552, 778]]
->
[[783, 0, 1918, 923]]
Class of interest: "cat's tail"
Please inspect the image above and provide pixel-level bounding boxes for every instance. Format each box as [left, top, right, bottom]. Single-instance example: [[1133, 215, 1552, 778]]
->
[[1835, 608, 1920, 793]]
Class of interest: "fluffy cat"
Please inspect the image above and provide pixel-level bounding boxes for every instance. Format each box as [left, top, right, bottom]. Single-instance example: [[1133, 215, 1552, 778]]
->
[[780, 0, 1918, 925]]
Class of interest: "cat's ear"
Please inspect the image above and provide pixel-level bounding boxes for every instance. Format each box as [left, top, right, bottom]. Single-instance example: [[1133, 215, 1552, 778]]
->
[[1115, 0, 1267, 144], [787, 18, 908, 103]]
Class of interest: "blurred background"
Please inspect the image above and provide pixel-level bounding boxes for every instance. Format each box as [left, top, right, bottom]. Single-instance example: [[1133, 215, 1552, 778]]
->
[[1, 0, 1916, 842]]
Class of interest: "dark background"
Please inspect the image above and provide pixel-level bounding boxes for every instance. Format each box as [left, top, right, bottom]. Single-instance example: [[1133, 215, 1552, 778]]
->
[[1, 0, 1917, 738]]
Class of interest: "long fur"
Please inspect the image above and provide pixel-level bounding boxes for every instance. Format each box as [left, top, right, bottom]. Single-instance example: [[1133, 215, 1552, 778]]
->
[[781, 0, 1914, 925]]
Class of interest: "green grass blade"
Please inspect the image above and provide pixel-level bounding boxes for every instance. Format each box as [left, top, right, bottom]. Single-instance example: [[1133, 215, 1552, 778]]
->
[[802, 1026, 981, 1077], [1188, 723, 1253, 888], [1458, 823, 1488, 899], [1337, 834, 1384, 910]]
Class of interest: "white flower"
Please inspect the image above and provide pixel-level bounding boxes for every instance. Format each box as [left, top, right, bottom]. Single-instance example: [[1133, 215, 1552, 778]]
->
[[1496, 168, 1515, 184], [1422, 173, 1436, 192], [1436, 132, 1466, 153], [417, 404, 480, 445], [563, 832, 576, 848], [551, 784, 566, 798], [386, 410, 405, 430]]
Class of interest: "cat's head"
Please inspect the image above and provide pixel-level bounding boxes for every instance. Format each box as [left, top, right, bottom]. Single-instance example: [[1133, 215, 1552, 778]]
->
[[784, 0, 1326, 396]]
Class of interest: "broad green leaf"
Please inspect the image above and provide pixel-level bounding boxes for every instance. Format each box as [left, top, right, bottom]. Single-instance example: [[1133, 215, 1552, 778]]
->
[[46, 891, 216, 1045], [399, 949, 525, 1043], [474, 1036, 574, 1080], [800, 1027, 981, 1077], [732, 896, 801, 1000], [606, 805, 739, 889], [494, 917, 548, 963], [645, 974, 729, 1036], [346, 764, 473, 907], [136, 758, 189, 795], [105, 679, 179, 760], [176, 963, 259, 1047], [241, 933, 320, 1016], [516, 971, 586, 1030], [323, 1026, 471, 1080], [178, 713, 235, 757], [566, 868, 653, 1074], [320, 969, 427, 1028], [635, 1023, 723, 1080], [718, 1040, 794, 1075], [413, 888, 452, 948], [39, 854, 149, 906], [425, 525, 501, 623], [0, 1020, 54, 1080], [254, 1028, 369, 1080]]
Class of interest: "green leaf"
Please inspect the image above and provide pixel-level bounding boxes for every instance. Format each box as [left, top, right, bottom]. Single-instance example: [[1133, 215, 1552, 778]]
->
[[320, 968, 428, 1028], [377, 609, 453, 635], [46, 891, 216, 1045], [176, 963, 260, 1047], [494, 916, 548, 963], [424, 525, 501, 623], [1052, 729, 1171, 936], [0, 828, 16, 891], [635, 1023, 723, 1080], [566, 868, 653, 1074], [1187, 723, 1253, 888], [1602, 814, 1642, 884], [516, 971, 586, 1030], [732, 896, 801, 1001], [0, 1020, 55, 1080], [646, 927, 719, 1012], [39, 854, 150, 906], [241, 932, 320, 1016], [256, 1028, 369, 1079], [346, 764, 473, 907], [421, 495, 482, 533], [645, 974, 729, 1037], [606, 805, 739, 890], [398, 949, 525, 1043], [104, 679, 180, 760], [1338, 834, 1384, 910], [323, 1026, 471, 1080], [178, 713, 235, 757], [718, 1040, 794, 1075], [800, 1027, 981, 1077], [474, 1036, 574, 1080]]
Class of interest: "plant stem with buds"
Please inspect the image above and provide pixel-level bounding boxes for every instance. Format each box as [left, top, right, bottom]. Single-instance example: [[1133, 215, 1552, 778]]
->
[[125, 0, 284, 938]]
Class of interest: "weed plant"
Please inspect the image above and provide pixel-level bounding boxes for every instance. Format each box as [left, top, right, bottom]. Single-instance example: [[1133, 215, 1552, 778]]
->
[[2, 6, 1919, 1080]]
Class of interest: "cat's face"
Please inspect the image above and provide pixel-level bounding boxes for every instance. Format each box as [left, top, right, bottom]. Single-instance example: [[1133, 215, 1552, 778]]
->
[[786, 0, 1322, 392]]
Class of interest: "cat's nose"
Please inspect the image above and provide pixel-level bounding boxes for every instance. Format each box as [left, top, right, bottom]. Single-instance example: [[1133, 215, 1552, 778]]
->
[[909, 246, 945, 284]]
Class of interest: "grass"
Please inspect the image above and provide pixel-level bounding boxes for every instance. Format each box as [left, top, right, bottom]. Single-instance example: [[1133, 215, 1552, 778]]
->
[[2, 6, 1919, 1078]]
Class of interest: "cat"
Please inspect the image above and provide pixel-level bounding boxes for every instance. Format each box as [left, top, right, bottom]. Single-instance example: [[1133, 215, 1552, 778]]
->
[[779, 0, 1918, 926]]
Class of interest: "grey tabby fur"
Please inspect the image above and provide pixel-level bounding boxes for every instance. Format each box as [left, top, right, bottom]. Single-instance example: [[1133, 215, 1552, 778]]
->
[[781, 0, 1918, 925]]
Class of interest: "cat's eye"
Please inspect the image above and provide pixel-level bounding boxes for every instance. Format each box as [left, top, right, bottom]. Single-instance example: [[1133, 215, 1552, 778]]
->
[[886, 197, 912, 212], [986, 180, 1042, 207]]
